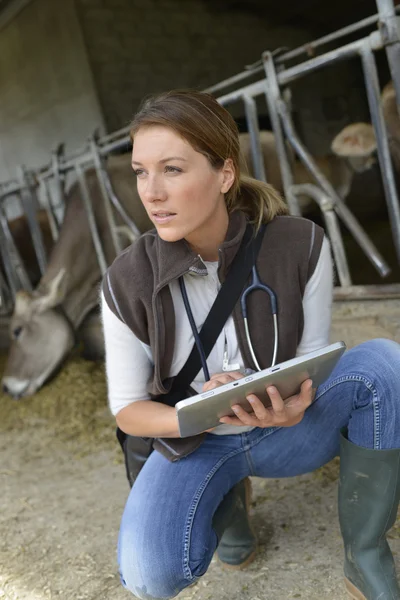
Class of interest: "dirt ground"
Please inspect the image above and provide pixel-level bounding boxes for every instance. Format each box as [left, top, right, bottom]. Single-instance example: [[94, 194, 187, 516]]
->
[[1, 298, 400, 600]]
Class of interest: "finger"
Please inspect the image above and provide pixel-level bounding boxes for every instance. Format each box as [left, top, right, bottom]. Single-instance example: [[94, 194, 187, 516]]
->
[[267, 386, 287, 418], [202, 380, 223, 392], [301, 379, 313, 405], [227, 404, 257, 426], [246, 394, 271, 422], [286, 380, 313, 408], [219, 415, 248, 426], [210, 371, 243, 381]]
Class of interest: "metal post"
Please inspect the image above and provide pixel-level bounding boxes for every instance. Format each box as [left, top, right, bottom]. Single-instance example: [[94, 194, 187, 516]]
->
[[39, 177, 60, 242], [288, 184, 352, 287], [262, 52, 301, 216], [74, 164, 108, 276], [17, 167, 47, 275], [376, 0, 400, 110], [243, 95, 267, 182], [50, 144, 66, 224], [0, 202, 32, 295], [89, 137, 123, 256], [205, 7, 400, 96], [94, 161, 141, 239], [359, 43, 400, 264], [278, 98, 391, 278]]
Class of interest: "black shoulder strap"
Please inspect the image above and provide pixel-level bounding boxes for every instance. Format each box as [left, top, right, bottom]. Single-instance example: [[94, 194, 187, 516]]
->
[[160, 222, 266, 407]]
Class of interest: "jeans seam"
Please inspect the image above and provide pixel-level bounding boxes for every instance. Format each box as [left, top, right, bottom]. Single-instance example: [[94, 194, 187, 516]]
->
[[182, 445, 247, 580], [244, 449, 256, 476], [315, 373, 381, 450]]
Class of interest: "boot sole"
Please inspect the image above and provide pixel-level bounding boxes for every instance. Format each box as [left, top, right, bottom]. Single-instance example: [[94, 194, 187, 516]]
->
[[217, 478, 258, 571], [345, 577, 366, 600]]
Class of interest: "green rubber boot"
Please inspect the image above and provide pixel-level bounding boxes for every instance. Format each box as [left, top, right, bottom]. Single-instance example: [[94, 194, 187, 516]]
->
[[339, 431, 400, 600], [213, 477, 258, 569]]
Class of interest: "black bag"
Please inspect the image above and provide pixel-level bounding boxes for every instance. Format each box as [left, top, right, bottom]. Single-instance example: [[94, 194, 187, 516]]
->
[[117, 223, 266, 487]]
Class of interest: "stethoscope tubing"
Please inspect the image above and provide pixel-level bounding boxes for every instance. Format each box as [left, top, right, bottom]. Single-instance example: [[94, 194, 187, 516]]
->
[[180, 262, 279, 378], [179, 276, 211, 381]]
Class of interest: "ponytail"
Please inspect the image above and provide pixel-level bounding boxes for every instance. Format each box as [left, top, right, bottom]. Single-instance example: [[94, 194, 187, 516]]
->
[[225, 174, 289, 231]]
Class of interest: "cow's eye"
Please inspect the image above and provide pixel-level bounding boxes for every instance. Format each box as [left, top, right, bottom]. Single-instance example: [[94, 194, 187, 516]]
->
[[13, 326, 23, 339]]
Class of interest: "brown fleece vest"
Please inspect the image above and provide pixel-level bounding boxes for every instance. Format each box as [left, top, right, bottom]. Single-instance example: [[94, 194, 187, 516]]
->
[[102, 211, 324, 398]]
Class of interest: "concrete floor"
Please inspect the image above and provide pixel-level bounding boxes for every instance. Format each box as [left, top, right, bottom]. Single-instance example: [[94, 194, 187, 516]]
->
[[1, 297, 400, 600]]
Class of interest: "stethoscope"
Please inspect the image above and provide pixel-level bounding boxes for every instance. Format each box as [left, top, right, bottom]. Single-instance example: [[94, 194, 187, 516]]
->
[[179, 265, 279, 380]]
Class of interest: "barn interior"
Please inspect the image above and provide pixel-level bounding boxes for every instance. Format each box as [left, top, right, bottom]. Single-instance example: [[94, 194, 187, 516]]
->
[[1, 2, 400, 600], [0, 0, 399, 289]]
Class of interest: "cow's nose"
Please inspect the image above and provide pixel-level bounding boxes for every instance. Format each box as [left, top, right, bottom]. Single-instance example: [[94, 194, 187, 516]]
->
[[1, 377, 29, 397]]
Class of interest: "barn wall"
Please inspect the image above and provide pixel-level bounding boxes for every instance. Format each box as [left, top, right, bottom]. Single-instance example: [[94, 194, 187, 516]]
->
[[0, 0, 105, 183], [75, 0, 370, 157], [75, 0, 319, 132]]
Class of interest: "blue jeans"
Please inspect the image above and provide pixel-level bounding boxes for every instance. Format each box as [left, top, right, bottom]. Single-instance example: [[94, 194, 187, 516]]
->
[[118, 339, 400, 600]]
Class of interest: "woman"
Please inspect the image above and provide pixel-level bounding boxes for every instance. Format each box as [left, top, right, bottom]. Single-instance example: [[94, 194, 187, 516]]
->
[[101, 89, 400, 600]]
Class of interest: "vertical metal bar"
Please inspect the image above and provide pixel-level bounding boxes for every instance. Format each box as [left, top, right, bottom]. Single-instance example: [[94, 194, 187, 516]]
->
[[0, 268, 12, 314], [17, 167, 47, 275], [262, 52, 301, 216], [359, 43, 400, 264], [74, 164, 108, 276], [288, 184, 352, 286], [0, 202, 32, 294], [89, 137, 123, 255], [39, 177, 60, 242], [278, 98, 391, 277], [376, 0, 400, 110], [242, 95, 267, 182], [51, 145, 66, 220]]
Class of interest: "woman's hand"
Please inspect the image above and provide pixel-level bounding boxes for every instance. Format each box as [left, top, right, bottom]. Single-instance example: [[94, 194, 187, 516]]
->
[[202, 371, 244, 393], [219, 379, 315, 429]]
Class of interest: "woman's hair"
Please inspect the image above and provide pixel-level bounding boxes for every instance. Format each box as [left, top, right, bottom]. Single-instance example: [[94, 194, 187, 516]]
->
[[130, 89, 288, 229]]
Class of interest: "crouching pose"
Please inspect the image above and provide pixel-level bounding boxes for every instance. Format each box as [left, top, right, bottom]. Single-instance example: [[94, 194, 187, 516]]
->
[[101, 89, 400, 600]]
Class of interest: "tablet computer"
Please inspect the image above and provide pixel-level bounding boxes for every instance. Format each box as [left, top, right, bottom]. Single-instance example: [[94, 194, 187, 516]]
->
[[176, 341, 346, 437]]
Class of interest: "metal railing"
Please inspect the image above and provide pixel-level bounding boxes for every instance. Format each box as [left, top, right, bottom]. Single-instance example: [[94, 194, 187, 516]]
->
[[0, 0, 399, 311]]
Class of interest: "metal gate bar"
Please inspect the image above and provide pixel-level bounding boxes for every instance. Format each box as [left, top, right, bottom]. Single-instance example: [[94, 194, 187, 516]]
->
[[0, 3, 399, 307], [360, 43, 400, 263], [263, 51, 390, 280], [0, 202, 32, 296], [276, 90, 391, 278], [243, 95, 267, 182], [17, 167, 48, 276], [289, 184, 352, 287], [74, 163, 108, 276], [205, 6, 400, 96], [88, 136, 123, 257], [377, 0, 400, 108]]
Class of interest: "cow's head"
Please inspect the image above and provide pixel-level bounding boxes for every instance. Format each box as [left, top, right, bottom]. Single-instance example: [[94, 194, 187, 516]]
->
[[331, 122, 377, 172], [2, 269, 75, 398]]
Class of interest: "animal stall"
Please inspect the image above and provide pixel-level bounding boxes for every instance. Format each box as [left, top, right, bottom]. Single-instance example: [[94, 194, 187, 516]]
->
[[0, 0, 399, 361]]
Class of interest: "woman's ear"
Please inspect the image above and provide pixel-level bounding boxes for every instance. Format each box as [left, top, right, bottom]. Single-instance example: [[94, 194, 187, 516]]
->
[[221, 158, 235, 194]]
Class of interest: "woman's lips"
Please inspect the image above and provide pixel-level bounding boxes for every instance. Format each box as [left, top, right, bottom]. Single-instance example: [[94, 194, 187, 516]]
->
[[152, 213, 176, 224]]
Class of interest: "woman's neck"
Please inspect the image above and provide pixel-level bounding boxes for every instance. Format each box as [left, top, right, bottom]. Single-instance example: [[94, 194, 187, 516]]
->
[[186, 208, 229, 261]]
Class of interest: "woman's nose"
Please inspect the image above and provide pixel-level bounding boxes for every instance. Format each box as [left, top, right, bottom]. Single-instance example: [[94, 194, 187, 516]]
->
[[143, 177, 166, 203]]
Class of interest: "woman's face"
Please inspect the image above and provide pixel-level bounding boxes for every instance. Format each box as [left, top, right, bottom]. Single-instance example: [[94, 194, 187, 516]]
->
[[131, 125, 234, 253]]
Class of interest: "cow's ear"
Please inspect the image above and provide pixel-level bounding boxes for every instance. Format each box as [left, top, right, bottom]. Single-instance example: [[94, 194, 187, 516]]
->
[[331, 122, 377, 157], [32, 269, 68, 314], [14, 290, 34, 317]]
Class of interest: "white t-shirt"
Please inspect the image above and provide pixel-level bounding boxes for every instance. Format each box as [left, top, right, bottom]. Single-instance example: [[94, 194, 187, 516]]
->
[[101, 236, 333, 435]]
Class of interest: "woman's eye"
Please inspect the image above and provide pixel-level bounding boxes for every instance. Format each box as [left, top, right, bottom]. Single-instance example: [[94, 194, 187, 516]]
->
[[133, 169, 145, 177], [165, 166, 182, 174], [13, 326, 22, 339]]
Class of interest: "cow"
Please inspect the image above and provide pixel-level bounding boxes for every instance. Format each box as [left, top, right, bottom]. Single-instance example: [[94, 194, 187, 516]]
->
[[2, 153, 152, 398], [3, 209, 54, 288], [239, 131, 358, 211], [381, 80, 400, 170], [1, 131, 356, 398], [330, 81, 400, 173]]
